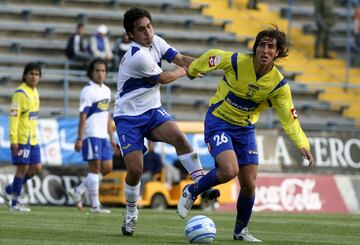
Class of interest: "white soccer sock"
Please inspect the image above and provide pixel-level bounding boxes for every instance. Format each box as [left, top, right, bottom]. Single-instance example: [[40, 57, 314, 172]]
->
[[124, 181, 140, 216], [86, 173, 100, 208], [178, 152, 205, 182], [75, 179, 88, 195]]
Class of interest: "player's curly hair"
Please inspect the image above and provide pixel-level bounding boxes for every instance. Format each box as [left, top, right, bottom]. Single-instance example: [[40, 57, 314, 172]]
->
[[252, 25, 290, 60], [22, 62, 42, 82], [123, 7, 152, 40], [87, 58, 108, 80]]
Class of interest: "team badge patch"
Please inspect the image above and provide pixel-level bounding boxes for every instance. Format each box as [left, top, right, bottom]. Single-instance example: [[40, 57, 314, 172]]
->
[[290, 108, 298, 119], [208, 55, 221, 67], [10, 109, 18, 117]]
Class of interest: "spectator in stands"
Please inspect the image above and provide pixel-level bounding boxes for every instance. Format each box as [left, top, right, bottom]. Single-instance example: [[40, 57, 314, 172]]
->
[[247, 0, 258, 10], [354, 4, 360, 47], [68, 58, 115, 214], [65, 23, 92, 62], [314, 0, 336, 58], [0, 62, 42, 212], [113, 33, 131, 70], [90, 25, 113, 63], [114, 7, 219, 237], [178, 26, 315, 242]]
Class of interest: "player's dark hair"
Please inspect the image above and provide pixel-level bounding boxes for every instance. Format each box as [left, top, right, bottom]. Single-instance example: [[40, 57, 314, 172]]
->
[[123, 7, 152, 40], [87, 58, 108, 80], [252, 25, 289, 60], [22, 62, 42, 82]]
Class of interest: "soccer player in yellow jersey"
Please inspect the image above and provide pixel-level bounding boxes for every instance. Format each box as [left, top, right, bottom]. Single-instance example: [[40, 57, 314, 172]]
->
[[177, 27, 315, 242], [0, 62, 42, 212]]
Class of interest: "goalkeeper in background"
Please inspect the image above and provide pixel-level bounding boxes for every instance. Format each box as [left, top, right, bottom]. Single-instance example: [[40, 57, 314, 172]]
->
[[0, 62, 42, 212], [177, 26, 315, 242]]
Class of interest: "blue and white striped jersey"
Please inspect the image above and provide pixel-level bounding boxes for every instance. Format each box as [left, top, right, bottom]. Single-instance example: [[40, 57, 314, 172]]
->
[[113, 35, 178, 117], [79, 81, 111, 139]]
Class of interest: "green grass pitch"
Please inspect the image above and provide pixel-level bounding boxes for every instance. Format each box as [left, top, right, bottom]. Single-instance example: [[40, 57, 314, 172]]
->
[[0, 205, 359, 244]]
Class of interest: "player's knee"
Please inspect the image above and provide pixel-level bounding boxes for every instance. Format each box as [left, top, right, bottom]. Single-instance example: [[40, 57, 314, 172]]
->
[[101, 165, 112, 176], [218, 166, 238, 182], [128, 165, 143, 179], [241, 182, 256, 197]]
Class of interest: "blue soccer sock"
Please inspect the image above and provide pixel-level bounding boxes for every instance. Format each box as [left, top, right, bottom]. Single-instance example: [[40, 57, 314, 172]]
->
[[6, 174, 31, 195], [234, 192, 255, 234], [22, 174, 31, 185], [5, 184, 13, 195], [11, 176, 24, 206], [188, 168, 220, 197]]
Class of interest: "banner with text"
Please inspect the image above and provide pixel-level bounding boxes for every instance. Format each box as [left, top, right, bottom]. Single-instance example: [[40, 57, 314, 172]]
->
[[0, 115, 359, 172]]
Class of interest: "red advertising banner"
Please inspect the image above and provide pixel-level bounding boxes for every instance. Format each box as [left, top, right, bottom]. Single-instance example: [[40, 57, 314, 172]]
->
[[219, 174, 348, 214]]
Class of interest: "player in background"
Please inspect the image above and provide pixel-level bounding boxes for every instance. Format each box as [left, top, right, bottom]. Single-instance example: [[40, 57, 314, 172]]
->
[[0, 62, 42, 212], [68, 58, 115, 213], [177, 26, 315, 242], [114, 7, 219, 236]]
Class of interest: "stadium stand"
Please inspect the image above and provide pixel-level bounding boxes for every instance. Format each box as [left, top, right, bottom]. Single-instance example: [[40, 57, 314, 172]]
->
[[0, 0, 358, 130]]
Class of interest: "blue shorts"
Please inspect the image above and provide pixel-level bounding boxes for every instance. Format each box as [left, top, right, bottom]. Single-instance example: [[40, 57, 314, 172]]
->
[[12, 144, 41, 165], [82, 137, 112, 161], [204, 111, 258, 165], [113, 107, 174, 156]]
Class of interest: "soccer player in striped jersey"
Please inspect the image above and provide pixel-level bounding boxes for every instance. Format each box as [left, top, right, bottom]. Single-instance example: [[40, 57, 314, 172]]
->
[[68, 58, 115, 213], [177, 26, 315, 242], [0, 62, 42, 212], [114, 7, 219, 236]]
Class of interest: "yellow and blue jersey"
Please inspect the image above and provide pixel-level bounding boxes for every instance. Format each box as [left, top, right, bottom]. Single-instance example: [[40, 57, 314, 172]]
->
[[9, 83, 40, 145], [188, 49, 310, 150]]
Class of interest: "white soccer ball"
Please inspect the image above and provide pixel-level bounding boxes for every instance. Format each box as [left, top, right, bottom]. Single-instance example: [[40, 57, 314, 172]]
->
[[185, 215, 216, 244]]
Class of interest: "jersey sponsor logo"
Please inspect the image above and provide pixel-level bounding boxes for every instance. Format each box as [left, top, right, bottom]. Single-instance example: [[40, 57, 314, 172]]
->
[[97, 99, 110, 111], [225, 97, 255, 112], [248, 150, 258, 155], [290, 108, 298, 119], [10, 109, 18, 117]]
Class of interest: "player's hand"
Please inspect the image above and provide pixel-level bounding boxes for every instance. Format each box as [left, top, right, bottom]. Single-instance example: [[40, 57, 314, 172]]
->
[[299, 147, 315, 167], [184, 66, 203, 79], [175, 65, 186, 77], [10, 144, 19, 156], [74, 139, 82, 152]]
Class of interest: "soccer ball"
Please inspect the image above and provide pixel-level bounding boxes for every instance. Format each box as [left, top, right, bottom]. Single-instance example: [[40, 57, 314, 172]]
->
[[185, 215, 216, 244]]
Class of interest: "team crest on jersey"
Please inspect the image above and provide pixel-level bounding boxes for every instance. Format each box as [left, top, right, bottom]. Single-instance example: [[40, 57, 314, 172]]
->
[[208, 55, 221, 67], [10, 109, 18, 117], [246, 84, 260, 98], [290, 108, 298, 119]]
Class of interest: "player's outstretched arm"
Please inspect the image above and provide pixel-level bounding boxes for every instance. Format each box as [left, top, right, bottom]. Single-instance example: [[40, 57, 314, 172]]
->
[[299, 147, 315, 167], [172, 53, 195, 69], [158, 66, 186, 84]]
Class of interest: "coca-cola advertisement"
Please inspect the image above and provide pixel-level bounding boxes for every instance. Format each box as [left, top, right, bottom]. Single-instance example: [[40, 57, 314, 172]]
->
[[254, 174, 348, 213]]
